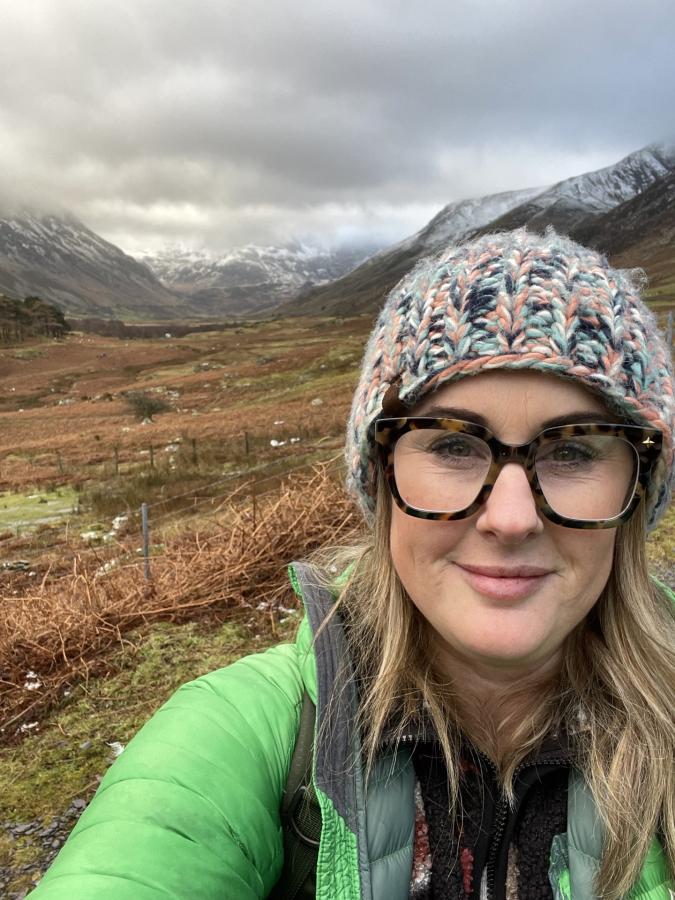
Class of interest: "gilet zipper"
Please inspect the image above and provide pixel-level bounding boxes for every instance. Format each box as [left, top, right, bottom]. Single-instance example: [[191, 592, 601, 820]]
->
[[383, 733, 571, 900], [484, 755, 570, 900]]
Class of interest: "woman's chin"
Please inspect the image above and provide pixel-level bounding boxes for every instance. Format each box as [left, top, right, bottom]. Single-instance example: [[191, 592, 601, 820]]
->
[[441, 623, 558, 673]]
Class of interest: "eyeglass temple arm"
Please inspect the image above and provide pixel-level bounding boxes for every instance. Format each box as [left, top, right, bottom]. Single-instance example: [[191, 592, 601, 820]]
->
[[381, 377, 406, 417]]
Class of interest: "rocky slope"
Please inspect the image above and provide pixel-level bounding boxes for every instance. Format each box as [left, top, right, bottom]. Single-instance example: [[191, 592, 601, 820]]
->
[[286, 142, 675, 316], [473, 142, 675, 236], [0, 213, 189, 320], [581, 169, 675, 250], [573, 170, 675, 286]]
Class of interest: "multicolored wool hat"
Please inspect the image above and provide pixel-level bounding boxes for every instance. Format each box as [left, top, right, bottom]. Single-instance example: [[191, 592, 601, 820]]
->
[[346, 229, 674, 531]]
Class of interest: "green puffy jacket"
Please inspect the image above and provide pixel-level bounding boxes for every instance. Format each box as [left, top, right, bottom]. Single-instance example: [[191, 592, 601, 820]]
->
[[29, 563, 673, 899]]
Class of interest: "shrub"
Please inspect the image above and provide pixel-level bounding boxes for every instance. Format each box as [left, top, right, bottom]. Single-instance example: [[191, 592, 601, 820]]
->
[[124, 391, 170, 421]]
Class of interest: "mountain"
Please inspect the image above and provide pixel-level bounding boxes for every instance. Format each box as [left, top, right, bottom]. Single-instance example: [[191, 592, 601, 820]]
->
[[573, 170, 675, 275], [2, 142, 673, 323], [0, 213, 190, 319], [579, 169, 675, 254], [471, 143, 675, 237], [397, 186, 548, 256], [282, 186, 546, 316], [136, 241, 382, 316], [285, 142, 675, 316]]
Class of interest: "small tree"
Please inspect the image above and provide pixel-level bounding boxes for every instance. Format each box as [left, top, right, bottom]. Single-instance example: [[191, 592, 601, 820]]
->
[[124, 390, 170, 421]]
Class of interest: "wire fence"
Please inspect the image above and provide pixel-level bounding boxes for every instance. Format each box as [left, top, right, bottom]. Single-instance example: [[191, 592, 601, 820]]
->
[[1, 459, 359, 735], [1, 449, 345, 595], [0, 425, 338, 516]]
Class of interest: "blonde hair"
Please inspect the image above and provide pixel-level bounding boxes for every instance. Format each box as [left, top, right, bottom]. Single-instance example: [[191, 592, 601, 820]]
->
[[311, 487, 675, 899]]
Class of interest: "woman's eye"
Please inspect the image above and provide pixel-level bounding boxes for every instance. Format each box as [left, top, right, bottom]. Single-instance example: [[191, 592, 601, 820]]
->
[[429, 437, 472, 456], [429, 438, 468, 456], [541, 441, 596, 464]]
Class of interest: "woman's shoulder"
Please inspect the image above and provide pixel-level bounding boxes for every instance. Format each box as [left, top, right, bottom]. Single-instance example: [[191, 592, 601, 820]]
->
[[179, 614, 316, 712], [133, 615, 317, 765]]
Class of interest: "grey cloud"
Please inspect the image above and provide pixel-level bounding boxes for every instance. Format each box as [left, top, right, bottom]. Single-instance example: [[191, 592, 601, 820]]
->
[[0, 0, 674, 251]]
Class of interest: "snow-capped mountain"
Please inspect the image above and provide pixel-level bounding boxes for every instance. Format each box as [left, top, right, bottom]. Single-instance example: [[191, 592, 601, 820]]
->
[[283, 186, 549, 317], [548, 143, 674, 209], [396, 185, 548, 256], [0, 212, 189, 319], [574, 169, 675, 285], [136, 241, 382, 316], [1, 141, 672, 322], [287, 142, 675, 315], [479, 142, 675, 235]]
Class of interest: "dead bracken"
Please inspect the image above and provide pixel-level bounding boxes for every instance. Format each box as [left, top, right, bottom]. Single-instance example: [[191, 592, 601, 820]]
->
[[0, 464, 359, 744]]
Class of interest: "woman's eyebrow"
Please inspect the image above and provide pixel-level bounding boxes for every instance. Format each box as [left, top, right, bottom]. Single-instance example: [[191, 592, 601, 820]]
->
[[415, 405, 490, 425], [539, 411, 619, 428], [416, 406, 620, 429]]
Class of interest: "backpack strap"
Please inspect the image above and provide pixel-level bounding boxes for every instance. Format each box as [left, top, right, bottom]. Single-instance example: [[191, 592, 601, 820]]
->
[[269, 691, 322, 900]]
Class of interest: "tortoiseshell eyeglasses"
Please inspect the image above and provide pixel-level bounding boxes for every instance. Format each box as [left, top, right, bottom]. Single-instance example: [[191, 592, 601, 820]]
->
[[373, 417, 662, 529]]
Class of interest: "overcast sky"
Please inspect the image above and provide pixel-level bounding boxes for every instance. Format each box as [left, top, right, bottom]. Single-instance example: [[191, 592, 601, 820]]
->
[[1, 0, 674, 255]]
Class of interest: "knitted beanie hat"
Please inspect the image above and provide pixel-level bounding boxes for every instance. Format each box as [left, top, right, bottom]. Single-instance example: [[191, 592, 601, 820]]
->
[[346, 228, 674, 531]]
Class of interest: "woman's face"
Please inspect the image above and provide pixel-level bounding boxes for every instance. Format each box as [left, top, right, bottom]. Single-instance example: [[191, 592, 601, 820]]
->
[[389, 370, 618, 675]]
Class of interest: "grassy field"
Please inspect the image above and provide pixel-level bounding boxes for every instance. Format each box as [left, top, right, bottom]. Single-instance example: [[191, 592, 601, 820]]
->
[[0, 316, 372, 494], [0, 488, 78, 532], [1, 317, 372, 894], [0, 315, 673, 895], [0, 613, 298, 895], [0, 316, 373, 566]]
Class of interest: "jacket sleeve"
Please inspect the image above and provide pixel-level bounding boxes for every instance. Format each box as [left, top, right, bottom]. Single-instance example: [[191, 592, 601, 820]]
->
[[28, 641, 304, 900]]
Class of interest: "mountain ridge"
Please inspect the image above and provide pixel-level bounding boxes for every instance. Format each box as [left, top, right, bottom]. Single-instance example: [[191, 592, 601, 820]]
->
[[136, 240, 382, 316], [0, 212, 190, 320], [469, 142, 675, 237], [1, 141, 673, 321], [284, 142, 675, 316]]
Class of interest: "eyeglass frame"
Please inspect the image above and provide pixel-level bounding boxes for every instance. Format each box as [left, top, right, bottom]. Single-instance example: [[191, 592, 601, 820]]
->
[[373, 416, 663, 529]]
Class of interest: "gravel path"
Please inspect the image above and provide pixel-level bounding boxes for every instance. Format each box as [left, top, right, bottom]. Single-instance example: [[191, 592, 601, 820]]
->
[[1, 801, 86, 899]]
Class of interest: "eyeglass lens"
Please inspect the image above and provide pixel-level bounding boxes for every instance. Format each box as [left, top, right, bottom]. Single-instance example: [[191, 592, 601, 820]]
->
[[393, 429, 639, 521]]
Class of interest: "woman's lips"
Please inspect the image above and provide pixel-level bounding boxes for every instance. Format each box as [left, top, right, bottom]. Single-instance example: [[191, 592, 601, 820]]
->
[[455, 563, 553, 601]]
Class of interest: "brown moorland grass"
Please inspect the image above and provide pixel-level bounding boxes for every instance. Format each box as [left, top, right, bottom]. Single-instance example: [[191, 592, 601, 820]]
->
[[0, 317, 371, 493], [0, 464, 359, 744]]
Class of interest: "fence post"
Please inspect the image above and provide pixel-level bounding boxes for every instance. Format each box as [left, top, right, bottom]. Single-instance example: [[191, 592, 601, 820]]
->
[[114, 446, 119, 476], [667, 310, 673, 355], [141, 502, 151, 580], [192, 437, 197, 465], [244, 431, 250, 459], [149, 444, 154, 469]]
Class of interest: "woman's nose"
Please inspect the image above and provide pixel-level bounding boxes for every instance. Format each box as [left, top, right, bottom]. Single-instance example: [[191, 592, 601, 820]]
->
[[475, 462, 544, 542]]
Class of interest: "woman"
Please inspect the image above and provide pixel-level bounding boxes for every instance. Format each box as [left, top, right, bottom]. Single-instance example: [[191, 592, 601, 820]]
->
[[30, 230, 674, 899]]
